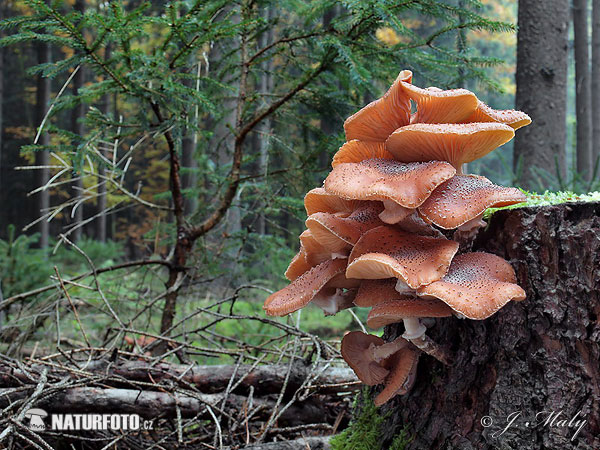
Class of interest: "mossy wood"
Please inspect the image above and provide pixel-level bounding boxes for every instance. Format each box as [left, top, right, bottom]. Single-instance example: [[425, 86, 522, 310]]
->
[[356, 201, 600, 450]]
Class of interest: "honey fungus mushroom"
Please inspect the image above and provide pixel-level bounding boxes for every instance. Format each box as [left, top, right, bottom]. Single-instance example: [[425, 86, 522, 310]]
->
[[385, 122, 515, 173], [374, 344, 420, 406], [341, 331, 412, 386], [324, 159, 456, 224], [265, 259, 358, 316], [417, 252, 526, 319], [418, 174, 526, 237], [346, 226, 459, 293]]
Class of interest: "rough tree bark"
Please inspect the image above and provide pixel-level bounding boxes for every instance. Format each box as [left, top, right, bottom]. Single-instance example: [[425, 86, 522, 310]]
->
[[514, 0, 569, 189], [363, 201, 600, 450], [573, 0, 593, 182]]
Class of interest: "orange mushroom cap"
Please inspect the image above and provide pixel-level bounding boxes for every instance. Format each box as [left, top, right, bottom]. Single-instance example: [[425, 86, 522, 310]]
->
[[353, 279, 401, 307], [367, 297, 453, 329], [461, 100, 532, 130], [346, 226, 459, 289], [265, 259, 348, 316], [304, 187, 362, 217], [374, 345, 419, 406], [417, 252, 526, 320], [344, 70, 413, 142], [400, 83, 479, 124], [332, 140, 395, 167], [306, 202, 385, 253], [324, 159, 456, 209], [418, 175, 527, 230], [385, 122, 515, 169]]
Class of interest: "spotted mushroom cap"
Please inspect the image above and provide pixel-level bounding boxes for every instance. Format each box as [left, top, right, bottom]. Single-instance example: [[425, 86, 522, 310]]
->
[[344, 70, 413, 142], [374, 345, 420, 406], [324, 159, 456, 208], [385, 122, 515, 169], [418, 175, 527, 229], [461, 100, 532, 130], [366, 297, 453, 329], [353, 279, 401, 307], [304, 187, 362, 217], [417, 252, 526, 319], [346, 226, 459, 288], [400, 82, 479, 124], [264, 258, 348, 316], [332, 140, 395, 167], [306, 202, 385, 253]]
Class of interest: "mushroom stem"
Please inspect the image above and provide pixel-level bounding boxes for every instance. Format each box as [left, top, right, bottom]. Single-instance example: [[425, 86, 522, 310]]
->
[[402, 317, 426, 340], [402, 317, 452, 365], [368, 336, 408, 362]]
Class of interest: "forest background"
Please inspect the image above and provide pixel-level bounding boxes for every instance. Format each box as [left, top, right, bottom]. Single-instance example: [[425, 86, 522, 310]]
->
[[0, 0, 598, 448]]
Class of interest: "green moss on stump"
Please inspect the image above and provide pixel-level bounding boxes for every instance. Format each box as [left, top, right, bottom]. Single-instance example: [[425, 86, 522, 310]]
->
[[330, 390, 411, 450], [484, 190, 600, 219]]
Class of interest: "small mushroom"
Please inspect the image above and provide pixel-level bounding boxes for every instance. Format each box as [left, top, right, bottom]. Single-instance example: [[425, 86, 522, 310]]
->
[[385, 122, 515, 172], [461, 100, 532, 130], [400, 82, 479, 124], [346, 225, 459, 293], [332, 140, 394, 167], [344, 70, 413, 142], [374, 345, 420, 406], [324, 159, 456, 224], [305, 202, 385, 253], [304, 187, 361, 217], [417, 252, 526, 319], [418, 175, 526, 237], [341, 331, 410, 385], [265, 259, 357, 316]]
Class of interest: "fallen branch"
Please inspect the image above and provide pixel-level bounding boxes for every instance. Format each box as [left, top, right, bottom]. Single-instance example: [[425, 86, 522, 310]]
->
[[0, 361, 359, 396]]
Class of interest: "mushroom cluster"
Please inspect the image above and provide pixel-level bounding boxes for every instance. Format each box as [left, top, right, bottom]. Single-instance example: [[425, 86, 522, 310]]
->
[[264, 70, 529, 406]]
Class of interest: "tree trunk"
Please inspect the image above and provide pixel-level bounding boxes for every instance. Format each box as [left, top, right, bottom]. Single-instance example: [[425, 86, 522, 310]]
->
[[573, 0, 593, 183], [256, 6, 273, 236], [35, 41, 51, 249], [71, 0, 86, 242], [592, 0, 600, 170], [181, 58, 199, 217], [514, 0, 569, 189], [358, 201, 600, 450], [96, 44, 110, 243]]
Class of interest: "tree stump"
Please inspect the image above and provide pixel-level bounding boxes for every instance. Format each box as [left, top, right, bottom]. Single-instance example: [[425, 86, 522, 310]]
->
[[370, 202, 600, 450]]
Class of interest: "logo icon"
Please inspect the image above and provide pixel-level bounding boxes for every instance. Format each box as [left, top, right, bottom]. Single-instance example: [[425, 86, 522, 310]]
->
[[24, 408, 48, 431]]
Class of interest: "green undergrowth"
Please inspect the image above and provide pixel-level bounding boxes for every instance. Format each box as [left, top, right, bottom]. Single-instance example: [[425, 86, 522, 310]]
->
[[484, 190, 600, 219], [330, 390, 411, 450]]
